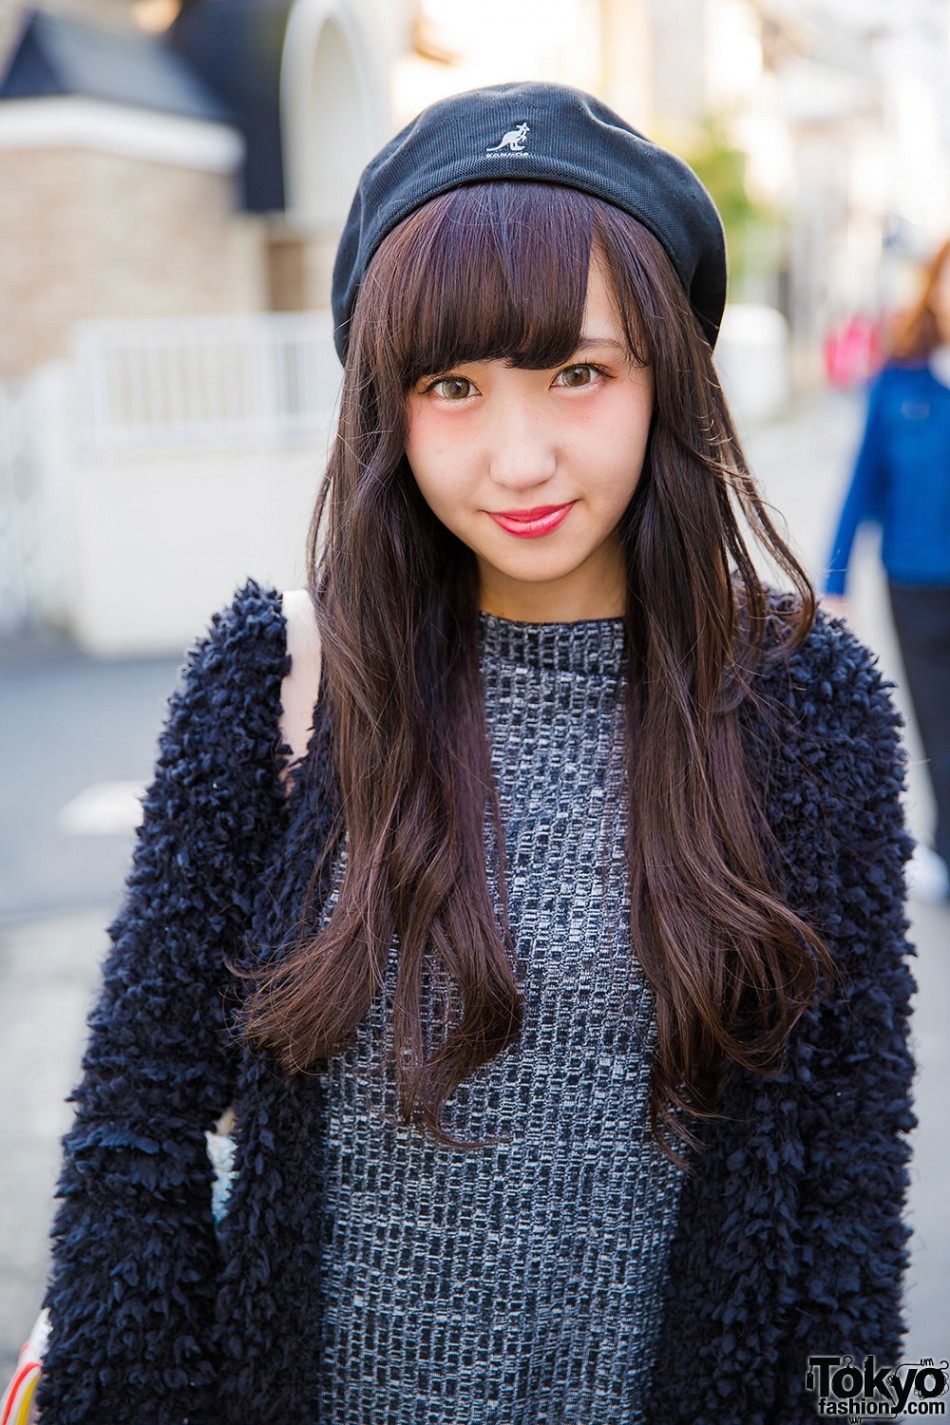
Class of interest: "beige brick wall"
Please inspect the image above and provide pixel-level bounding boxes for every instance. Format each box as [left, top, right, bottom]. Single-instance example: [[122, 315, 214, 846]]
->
[[0, 146, 267, 376], [265, 225, 339, 313]]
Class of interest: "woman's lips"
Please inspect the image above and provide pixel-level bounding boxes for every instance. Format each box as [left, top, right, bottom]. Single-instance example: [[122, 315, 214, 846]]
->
[[488, 502, 576, 538]]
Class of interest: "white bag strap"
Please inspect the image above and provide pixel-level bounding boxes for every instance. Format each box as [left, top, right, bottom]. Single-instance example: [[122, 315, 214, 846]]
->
[[209, 596, 320, 1187], [279, 589, 323, 793]]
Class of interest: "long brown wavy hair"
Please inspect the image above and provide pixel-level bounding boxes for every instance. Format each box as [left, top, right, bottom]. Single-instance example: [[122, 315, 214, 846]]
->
[[889, 236, 950, 362], [244, 182, 833, 1162]]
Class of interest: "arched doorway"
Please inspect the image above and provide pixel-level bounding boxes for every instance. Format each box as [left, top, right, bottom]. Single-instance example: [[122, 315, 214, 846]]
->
[[280, 0, 385, 233]]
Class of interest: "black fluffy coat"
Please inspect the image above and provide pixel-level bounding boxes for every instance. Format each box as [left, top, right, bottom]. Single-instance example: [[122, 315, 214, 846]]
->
[[37, 580, 916, 1424]]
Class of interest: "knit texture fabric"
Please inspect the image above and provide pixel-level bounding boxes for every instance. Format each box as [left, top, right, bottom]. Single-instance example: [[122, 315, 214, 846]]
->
[[301, 611, 682, 1422], [36, 579, 917, 1425]]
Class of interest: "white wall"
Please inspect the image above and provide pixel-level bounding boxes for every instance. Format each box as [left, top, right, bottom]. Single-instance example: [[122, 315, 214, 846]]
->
[[714, 303, 791, 425], [70, 438, 331, 656], [281, 0, 390, 232]]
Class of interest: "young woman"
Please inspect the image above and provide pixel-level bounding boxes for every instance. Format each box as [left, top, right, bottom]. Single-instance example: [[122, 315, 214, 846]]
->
[[826, 236, 950, 894], [31, 83, 915, 1424]]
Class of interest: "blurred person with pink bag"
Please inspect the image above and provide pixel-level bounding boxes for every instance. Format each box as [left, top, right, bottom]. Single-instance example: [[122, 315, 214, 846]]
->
[[825, 238, 950, 900]]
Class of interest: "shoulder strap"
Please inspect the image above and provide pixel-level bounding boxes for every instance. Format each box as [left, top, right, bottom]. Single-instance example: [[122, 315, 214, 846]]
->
[[279, 589, 323, 789]]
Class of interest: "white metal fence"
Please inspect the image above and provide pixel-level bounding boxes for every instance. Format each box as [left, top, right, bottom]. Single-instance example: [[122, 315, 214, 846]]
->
[[70, 312, 342, 457], [0, 379, 35, 632], [0, 312, 343, 635]]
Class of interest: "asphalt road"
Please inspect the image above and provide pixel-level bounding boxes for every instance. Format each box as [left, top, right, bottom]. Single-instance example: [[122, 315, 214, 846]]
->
[[1, 387, 947, 1388]]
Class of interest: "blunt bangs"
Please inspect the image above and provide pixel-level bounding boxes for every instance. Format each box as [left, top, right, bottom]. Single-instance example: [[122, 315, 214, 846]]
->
[[360, 183, 610, 387]]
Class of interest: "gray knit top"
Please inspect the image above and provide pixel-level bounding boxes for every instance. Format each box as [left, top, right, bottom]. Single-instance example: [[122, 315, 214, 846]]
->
[[309, 611, 685, 1423]]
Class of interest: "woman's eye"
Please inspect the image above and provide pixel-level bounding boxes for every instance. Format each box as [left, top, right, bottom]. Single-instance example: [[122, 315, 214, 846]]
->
[[430, 376, 474, 401], [556, 364, 597, 388]]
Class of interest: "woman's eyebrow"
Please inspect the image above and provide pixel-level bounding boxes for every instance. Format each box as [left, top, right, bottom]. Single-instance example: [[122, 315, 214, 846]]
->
[[573, 336, 628, 353], [412, 338, 630, 382]]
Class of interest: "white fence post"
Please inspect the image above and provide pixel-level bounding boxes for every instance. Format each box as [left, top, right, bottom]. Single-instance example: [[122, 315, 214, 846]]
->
[[0, 378, 32, 632], [0, 362, 77, 634]]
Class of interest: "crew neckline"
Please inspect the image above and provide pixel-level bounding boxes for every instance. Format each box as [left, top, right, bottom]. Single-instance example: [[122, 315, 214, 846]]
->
[[477, 608, 627, 676]]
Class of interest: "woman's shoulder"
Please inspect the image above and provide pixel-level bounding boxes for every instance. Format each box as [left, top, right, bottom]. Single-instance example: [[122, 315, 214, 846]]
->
[[751, 589, 906, 781], [130, 580, 292, 869], [180, 578, 288, 702], [188, 578, 324, 785], [764, 586, 885, 680], [749, 595, 913, 918], [756, 585, 876, 675], [166, 578, 290, 777]]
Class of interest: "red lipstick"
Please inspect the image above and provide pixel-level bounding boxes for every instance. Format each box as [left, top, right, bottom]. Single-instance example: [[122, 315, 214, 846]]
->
[[488, 502, 576, 538]]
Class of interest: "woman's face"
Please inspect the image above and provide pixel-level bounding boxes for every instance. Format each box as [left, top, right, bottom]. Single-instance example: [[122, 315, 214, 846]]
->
[[404, 255, 654, 622]]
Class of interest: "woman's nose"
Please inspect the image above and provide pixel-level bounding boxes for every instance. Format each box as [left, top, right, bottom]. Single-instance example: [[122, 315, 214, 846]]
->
[[487, 396, 557, 488]]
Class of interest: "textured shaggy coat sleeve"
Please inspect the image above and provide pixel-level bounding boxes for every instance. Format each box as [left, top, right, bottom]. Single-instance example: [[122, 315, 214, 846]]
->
[[773, 615, 917, 1420], [646, 611, 916, 1425], [36, 580, 290, 1425]]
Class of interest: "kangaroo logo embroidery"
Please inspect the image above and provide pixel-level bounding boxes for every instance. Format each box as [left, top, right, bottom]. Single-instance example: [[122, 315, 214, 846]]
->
[[485, 122, 530, 154]]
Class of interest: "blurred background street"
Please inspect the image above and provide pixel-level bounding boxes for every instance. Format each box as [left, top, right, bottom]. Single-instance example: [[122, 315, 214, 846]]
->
[[2, 0, 950, 1395]]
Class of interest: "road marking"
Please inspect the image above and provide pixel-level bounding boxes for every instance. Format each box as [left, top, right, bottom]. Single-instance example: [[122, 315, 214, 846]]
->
[[57, 781, 145, 835]]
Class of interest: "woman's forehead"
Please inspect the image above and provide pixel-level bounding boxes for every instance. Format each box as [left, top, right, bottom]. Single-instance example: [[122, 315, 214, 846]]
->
[[394, 216, 617, 373], [403, 254, 591, 375], [409, 257, 635, 381]]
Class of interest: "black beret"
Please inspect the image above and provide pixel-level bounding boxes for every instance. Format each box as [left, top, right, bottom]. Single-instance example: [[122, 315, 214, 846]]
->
[[331, 80, 728, 363]]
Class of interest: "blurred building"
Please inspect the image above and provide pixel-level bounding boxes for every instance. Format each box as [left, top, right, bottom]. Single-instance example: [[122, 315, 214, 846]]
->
[[0, 0, 404, 648], [0, 0, 400, 377], [1, 0, 949, 649], [646, 0, 950, 382]]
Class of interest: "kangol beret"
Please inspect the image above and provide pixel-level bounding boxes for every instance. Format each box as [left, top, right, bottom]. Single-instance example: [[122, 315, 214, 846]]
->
[[331, 80, 728, 363]]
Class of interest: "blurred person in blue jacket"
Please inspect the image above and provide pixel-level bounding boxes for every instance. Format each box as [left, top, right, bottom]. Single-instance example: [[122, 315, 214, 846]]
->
[[825, 237, 950, 893]]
